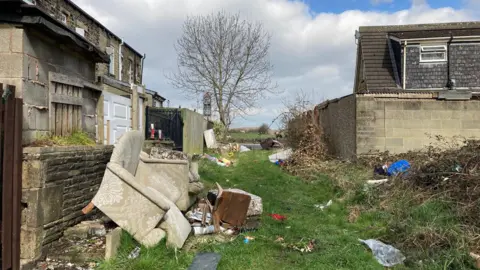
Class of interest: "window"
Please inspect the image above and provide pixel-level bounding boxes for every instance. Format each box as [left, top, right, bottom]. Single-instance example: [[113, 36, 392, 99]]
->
[[60, 12, 68, 24], [107, 46, 115, 75], [128, 59, 133, 83], [420, 45, 447, 62]]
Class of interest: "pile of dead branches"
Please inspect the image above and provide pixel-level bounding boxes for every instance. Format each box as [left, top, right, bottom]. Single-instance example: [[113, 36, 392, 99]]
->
[[278, 91, 327, 178], [400, 140, 480, 227]]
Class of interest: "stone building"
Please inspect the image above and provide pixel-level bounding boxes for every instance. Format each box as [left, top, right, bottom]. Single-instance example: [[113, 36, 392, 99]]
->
[[3, 0, 159, 145], [316, 22, 480, 159], [146, 88, 166, 108], [0, 1, 109, 143]]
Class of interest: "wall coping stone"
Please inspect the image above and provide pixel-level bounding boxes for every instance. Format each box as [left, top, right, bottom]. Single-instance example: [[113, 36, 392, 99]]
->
[[24, 145, 114, 155]]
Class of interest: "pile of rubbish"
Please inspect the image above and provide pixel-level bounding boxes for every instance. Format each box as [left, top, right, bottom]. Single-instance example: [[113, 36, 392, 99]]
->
[[185, 183, 263, 237]]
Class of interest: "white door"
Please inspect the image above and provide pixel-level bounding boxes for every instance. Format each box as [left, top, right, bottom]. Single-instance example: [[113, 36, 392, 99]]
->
[[138, 97, 144, 133], [103, 92, 132, 145]]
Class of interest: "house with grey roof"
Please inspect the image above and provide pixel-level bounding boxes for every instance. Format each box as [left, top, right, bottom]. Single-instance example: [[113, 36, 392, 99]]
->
[[316, 22, 480, 159]]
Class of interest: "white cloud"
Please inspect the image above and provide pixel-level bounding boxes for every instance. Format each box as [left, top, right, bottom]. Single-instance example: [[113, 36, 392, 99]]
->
[[371, 0, 394, 6], [72, 0, 476, 127]]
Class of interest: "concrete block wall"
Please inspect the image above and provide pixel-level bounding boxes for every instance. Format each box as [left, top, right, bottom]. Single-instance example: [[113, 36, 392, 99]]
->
[[21, 145, 113, 262], [356, 96, 480, 154], [0, 25, 25, 99], [317, 94, 357, 159]]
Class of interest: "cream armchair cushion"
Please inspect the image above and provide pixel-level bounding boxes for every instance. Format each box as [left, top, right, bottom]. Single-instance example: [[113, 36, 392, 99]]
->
[[92, 131, 190, 248]]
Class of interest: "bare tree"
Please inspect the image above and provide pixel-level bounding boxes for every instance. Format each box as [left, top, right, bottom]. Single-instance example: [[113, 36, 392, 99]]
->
[[168, 11, 276, 129]]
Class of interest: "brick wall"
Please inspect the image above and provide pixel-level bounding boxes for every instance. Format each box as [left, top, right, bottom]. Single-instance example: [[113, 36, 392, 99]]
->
[[21, 145, 113, 261], [317, 95, 357, 159], [356, 96, 480, 154], [405, 46, 448, 89]]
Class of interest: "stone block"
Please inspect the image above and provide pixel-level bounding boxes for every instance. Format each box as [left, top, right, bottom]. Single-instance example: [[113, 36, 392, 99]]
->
[[392, 128, 409, 137], [403, 119, 423, 129], [386, 137, 404, 147], [385, 119, 403, 129], [422, 101, 447, 110], [11, 28, 23, 53], [415, 110, 431, 120], [22, 188, 43, 228], [0, 53, 23, 78], [373, 128, 385, 137], [20, 226, 43, 260], [442, 120, 462, 130], [23, 105, 35, 130], [41, 184, 64, 225], [105, 227, 122, 260], [422, 120, 442, 129], [446, 101, 465, 111], [0, 28, 12, 53], [23, 159, 45, 189], [403, 100, 422, 110], [404, 138, 424, 150], [23, 82, 48, 107], [431, 111, 453, 120], [462, 120, 480, 129], [384, 101, 403, 110]]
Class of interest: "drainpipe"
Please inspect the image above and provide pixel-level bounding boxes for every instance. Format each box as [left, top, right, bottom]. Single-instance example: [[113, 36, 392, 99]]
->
[[119, 39, 124, 81], [447, 34, 454, 89], [141, 53, 146, 85], [403, 40, 407, 89]]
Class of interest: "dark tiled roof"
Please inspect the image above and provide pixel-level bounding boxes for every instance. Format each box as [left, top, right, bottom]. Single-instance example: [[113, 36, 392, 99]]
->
[[390, 29, 480, 39], [355, 22, 480, 93], [358, 31, 397, 92]]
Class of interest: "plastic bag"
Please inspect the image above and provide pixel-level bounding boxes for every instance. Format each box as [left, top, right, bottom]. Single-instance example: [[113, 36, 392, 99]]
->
[[359, 239, 405, 267]]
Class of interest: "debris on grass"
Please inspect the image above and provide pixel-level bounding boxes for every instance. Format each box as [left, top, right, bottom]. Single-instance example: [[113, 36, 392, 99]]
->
[[268, 213, 287, 221], [127, 246, 141, 259], [188, 252, 222, 270], [281, 238, 316, 253], [348, 206, 361, 223], [314, 199, 332, 211], [359, 239, 406, 267]]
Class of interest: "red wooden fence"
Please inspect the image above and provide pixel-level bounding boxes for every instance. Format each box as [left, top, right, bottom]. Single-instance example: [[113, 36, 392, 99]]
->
[[0, 83, 23, 270]]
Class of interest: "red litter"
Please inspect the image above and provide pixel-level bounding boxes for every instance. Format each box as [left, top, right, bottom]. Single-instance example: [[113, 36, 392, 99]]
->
[[269, 214, 287, 221]]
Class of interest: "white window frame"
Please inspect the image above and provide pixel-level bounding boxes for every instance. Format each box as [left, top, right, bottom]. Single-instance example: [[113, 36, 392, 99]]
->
[[420, 45, 447, 63], [60, 12, 68, 24], [108, 47, 115, 75]]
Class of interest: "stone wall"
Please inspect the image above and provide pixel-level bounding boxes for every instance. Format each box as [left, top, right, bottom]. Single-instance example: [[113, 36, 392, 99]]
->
[[356, 95, 480, 154], [35, 0, 143, 85], [317, 95, 357, 159], [22, 27, 99, 144], [21, 145, 113, 262]]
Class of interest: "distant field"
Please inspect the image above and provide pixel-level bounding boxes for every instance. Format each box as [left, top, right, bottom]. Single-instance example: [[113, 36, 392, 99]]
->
[[228, 132, 271, 142]]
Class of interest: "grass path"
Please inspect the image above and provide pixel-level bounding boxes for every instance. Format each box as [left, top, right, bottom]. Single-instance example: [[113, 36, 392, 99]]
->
[[99, 151, 393, 270]]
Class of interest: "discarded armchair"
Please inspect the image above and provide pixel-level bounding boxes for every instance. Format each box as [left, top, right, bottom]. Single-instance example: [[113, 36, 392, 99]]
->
[[139, 150, 204, 211], [88, 131, 191, 248]]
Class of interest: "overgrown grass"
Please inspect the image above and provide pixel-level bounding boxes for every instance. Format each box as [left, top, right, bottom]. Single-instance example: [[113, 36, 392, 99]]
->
[[98, 151, 390, 270], [29, 131, 96, 146], [98, 151, 477, 269]]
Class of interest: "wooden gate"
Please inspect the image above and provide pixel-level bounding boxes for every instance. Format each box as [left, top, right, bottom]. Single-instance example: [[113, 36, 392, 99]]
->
[[0, 84, 23, 270]]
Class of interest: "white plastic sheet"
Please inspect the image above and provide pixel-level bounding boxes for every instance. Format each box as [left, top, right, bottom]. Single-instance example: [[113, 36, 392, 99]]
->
[[359, 239, 406, 267]]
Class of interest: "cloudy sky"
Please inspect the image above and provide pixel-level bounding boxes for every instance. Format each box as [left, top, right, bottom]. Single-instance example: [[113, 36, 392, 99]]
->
[[73, 0, 479, 128]]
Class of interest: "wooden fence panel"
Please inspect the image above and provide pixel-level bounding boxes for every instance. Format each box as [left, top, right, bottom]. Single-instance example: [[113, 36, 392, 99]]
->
[[51, 81, 83, 136]]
